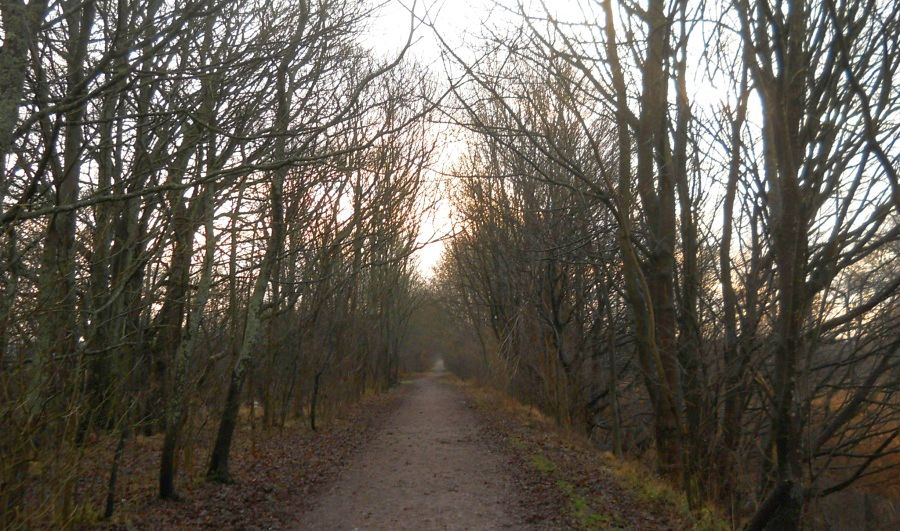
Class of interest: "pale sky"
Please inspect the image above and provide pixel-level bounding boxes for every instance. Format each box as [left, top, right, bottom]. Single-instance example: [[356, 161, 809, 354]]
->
[[364, 1, 739, 278], [366, 1, 490, 278], [365, 1, 618, 278]]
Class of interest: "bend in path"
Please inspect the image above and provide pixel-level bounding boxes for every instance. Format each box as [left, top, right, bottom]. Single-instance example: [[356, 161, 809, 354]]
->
[[295, 372, 529, 530]]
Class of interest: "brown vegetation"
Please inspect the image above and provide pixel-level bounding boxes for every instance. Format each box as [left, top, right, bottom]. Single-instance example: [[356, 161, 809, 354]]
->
[[428, 1, 900, 527], [0, 0, 897, 529], [0, 0, 434, 526]]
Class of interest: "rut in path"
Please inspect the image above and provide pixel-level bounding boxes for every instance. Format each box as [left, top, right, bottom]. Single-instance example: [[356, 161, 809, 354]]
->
[[295, 372, 530, 530]]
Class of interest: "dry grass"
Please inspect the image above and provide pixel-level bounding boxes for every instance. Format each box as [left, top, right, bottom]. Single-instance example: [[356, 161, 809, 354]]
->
[[450, 375, 729, 530], [4, 385, 409, 529]]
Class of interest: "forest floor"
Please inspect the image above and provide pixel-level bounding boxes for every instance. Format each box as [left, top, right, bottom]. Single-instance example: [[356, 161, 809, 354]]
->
[[295, 371, 702, 530], [96, 384, 409, 529], [103, 371, 708, 529], [451, 377, 713, 531]]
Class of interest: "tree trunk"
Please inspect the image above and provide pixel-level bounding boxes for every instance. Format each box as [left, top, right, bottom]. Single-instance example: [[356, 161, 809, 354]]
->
[[160, 183, 216, 499], [0, 0, 48, 159], [310, 369, 323, 431], [207, 57, 289, 482]]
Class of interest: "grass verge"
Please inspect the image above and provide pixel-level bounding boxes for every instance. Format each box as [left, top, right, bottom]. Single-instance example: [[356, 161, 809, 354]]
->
[[451, 376, 729, 530]]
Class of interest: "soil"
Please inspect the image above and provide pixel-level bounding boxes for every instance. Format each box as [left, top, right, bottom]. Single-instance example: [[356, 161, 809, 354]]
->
[[295, 372, 532, 530], [460, 380, 689, 530], [101, 371, 683, 530], [97, 383, 408, 529]]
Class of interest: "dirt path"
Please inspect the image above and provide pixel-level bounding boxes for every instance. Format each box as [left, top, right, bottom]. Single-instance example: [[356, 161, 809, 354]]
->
[[295, 372, 528, 530]]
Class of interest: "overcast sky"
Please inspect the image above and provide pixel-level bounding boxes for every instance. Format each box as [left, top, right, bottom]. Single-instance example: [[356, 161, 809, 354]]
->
[[364, 1, 608, 278], [364, 0, 745, 278], [366, 1, 489, 278]]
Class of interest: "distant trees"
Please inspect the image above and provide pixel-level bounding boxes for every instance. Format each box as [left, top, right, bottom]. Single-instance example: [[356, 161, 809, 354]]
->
[[435, 0, 899, 527], [0, 0, 434, 525]]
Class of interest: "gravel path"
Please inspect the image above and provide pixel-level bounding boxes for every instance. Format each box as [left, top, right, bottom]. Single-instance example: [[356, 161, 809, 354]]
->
[[295, 373, 528, 530]]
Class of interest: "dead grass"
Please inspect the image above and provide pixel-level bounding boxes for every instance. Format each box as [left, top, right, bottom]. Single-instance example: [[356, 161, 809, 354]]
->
[[5, 385, 409, 529], [451, 375, 729, 530]]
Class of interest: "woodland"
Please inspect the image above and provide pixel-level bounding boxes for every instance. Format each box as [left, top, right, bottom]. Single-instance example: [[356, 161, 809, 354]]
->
[[0, 0, 897, 529]]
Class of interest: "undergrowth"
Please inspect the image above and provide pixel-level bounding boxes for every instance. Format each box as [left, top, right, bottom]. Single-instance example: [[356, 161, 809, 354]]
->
[[608, 460, 728, 531], [455, 376, 730, 530]]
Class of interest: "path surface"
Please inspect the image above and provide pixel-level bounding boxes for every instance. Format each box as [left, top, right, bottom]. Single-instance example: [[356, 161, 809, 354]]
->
[[295, 373, 527, 530]]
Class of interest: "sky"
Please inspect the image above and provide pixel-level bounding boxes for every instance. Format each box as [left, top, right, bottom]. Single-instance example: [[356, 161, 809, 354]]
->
[[366, 1, 499, 278], [365, 1, 623, 278], [364, 0, 746, 278], [364, 1, 628, 278]]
